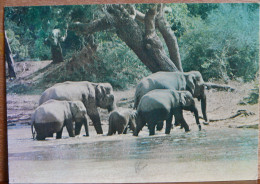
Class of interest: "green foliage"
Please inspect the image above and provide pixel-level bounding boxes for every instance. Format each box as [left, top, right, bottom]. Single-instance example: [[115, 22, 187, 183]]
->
[[180, 4, 259, 82], [187, 4, 219, 19], [5, 29, 29, 61], [5, 3, 259, 91], [93, 35, 151, 89], [166, 4, 197, 38]]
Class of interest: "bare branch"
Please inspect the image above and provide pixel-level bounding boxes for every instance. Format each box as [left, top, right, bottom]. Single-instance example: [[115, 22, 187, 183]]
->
[[135, 10, 145, 23], [69, 18, 112, 35], [125, 4, 136, 19], [204, 82, 235, 92]]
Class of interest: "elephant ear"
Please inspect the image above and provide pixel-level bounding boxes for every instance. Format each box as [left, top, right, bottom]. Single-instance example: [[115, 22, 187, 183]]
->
[[179, 93, 186, 107], [96, 84, 106, 101], [186, 74, 196, 96], [69, 102, 79, 118], [70, 101, 86, 119]]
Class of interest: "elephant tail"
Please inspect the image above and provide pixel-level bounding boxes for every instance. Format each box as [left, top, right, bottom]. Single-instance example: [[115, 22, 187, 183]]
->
[[134, 91, 141, 110]]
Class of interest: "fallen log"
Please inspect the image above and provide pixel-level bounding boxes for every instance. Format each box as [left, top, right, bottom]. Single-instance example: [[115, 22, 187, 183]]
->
[[208, 110, 255, 122], [204, 82, 235, 92]]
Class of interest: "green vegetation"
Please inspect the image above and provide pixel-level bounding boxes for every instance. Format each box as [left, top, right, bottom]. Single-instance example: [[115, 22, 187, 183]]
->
[[180, 4, 259, 82], [4, 3, 259, 92]]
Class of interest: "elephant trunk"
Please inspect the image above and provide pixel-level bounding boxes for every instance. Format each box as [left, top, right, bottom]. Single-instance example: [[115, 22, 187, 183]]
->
[[108, 103, 116, 113], [201, 95, 208, 122]]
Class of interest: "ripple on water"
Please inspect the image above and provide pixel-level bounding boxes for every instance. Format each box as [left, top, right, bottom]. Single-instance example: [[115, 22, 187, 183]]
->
[[8, 128, 258, 163]]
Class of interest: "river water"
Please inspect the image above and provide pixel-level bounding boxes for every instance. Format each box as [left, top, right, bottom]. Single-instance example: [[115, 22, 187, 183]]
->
[[8, 125, 258, 183]]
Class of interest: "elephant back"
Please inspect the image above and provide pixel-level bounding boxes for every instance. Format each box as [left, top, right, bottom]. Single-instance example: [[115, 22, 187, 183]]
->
[[134, 72, 186, 109], [34, 100, 71, 123], [39, 82, 92, 105]]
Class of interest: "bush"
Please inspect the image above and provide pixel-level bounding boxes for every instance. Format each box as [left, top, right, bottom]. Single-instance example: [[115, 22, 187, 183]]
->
[[180, 4, 259, 82]]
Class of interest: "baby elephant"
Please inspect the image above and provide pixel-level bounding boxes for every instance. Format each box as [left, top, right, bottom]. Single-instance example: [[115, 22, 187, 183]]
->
[[107, 108, 137, 135], [133, 89, 201, 136], [31, 100, 89, 140]]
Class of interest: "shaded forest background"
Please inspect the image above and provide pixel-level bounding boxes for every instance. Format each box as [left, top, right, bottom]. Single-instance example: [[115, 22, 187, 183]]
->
[[4, 3, 259, 90]]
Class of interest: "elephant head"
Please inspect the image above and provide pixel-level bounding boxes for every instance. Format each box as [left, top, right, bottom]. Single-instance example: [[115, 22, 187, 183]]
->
[[179, 91, 196, 111], [184, 71, 207, 122], [95, 83, 115, 112], [185, 71, 205, 99], [69, 101, 87, 120]]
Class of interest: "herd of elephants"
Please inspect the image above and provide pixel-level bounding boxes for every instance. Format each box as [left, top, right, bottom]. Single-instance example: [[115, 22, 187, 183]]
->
[[31, 71, 208, 140]]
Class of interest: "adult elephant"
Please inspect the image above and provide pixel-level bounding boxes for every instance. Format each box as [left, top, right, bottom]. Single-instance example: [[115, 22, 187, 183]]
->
[[39, 81, 116, 134], [133, 90, 201, 136], [31, 100, 89, 140], [134, 71, 207, 129]]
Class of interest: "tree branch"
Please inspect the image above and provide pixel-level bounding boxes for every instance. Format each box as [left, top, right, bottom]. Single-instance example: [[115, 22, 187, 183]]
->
[[204, 82, 235, 92], [135, 9, 145, 23], [144, 5, 179, 72], [156, 4, 183, 72]]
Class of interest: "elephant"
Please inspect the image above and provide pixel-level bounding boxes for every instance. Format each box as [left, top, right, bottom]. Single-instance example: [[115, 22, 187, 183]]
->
[[107, 108, 137, 136], [134, 71, 207, 130], [39, 81, 116, 134], [31, 100, 89, 140], [133, 90, 201, 136]]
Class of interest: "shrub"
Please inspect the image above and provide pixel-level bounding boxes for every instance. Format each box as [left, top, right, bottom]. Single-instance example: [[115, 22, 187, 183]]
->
[[180, 4, 259, 82]]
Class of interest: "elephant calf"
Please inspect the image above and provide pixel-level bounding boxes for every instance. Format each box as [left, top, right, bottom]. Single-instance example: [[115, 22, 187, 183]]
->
[[31, 100, 89, 140], [133, 90, 201, 136], [108, 108, 137, 135]]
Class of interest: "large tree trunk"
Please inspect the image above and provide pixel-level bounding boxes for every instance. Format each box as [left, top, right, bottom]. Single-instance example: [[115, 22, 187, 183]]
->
[[70, 4, 181, 73], [51, 43, 64, 64], [4, 31, 16, 79]]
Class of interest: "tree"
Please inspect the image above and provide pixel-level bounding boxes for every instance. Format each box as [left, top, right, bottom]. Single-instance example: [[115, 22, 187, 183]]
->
[[69, 4, 183, 73], [5, 31, 16, 79]]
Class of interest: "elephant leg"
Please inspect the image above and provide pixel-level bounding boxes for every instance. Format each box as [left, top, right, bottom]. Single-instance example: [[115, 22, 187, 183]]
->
[[107, 124, 113, 136], [156, 121, 164, 131], [83, 117, 89, 136], [87, 109, 103, 134], [123, 126, 128, 134], [36, 134, 46, 140], [165, 116, 173, 134], [181, 118, 190, 132], [133, 118, 145, 136], [75, 121, 83, 136], [192, 106, 202, 131], [148, 123, 156, 136], [201, 95, 208, 122], [56, 127, 63, 139], [66, 121, 75, 137], [175, 111, 190, 132]]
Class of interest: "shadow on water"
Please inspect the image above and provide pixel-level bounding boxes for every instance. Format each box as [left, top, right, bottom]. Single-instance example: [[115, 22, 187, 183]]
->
[[9, 128, 258, 163]]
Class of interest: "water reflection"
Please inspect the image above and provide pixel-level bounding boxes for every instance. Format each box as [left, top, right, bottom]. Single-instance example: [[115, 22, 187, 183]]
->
[[9, 128, 258, 163]]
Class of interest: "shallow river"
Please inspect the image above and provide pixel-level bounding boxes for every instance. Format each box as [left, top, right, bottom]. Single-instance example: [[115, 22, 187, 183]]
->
[[8, 125, 258, 183]]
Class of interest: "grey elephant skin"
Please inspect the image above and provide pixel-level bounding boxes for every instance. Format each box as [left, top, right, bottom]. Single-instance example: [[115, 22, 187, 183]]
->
[[31, 100, 89, 140], [39, 81, 116, 134], [134, 71, 207, 127], [107, 108, 136, 135], [133, 90, 201, 136]]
